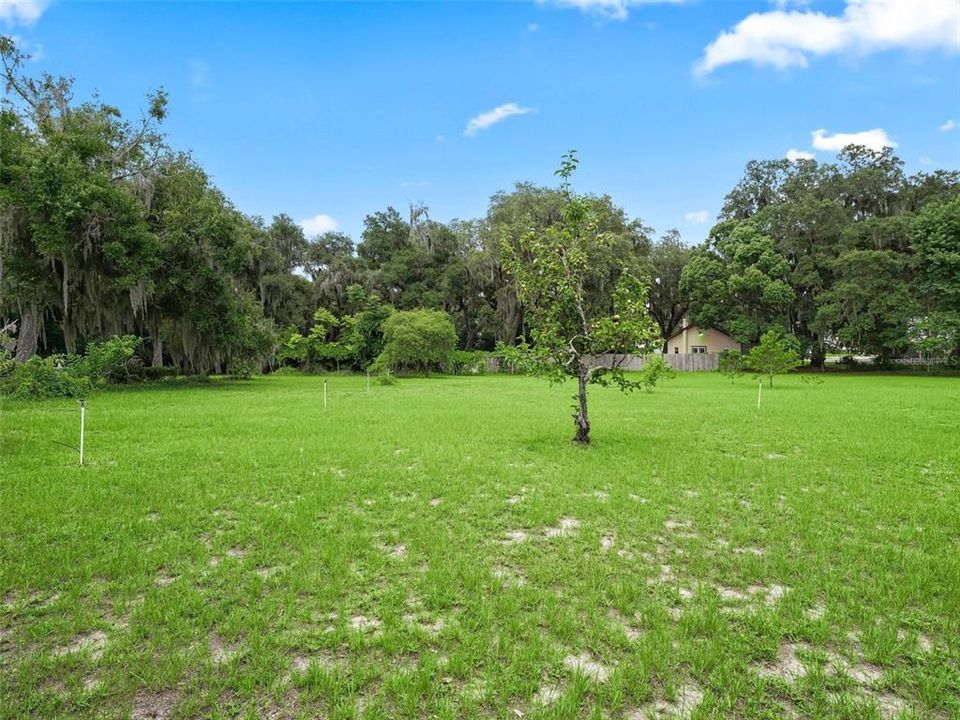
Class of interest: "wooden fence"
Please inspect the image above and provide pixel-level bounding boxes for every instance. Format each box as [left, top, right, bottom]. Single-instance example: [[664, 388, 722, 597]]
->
[[592, 353, 720, 372], [485, 352, 720, 373]]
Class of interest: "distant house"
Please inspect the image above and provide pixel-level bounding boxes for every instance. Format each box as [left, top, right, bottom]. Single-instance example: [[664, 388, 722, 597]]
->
[[666, 324, 741, 355]]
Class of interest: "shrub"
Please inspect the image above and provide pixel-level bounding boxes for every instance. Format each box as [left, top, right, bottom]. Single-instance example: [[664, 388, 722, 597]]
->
[[143, 365, 180, 381], [227, 360, 258, 379], [81, 335, 142, 384], [638, 355, 677, 392], [376, 310, 457, 377], [444, 350, 487, 375], [4, 355, 91, 399], [3, 334, 142, 399], [376, 370, 398, 386], [718, 349, 743, 382]]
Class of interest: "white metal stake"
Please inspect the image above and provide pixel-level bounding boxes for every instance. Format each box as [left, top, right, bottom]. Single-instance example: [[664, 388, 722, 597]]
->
[[757, 382, 763, 411], [323, 379, 328, 412], [366, 371, 370, 394], [79, 399, 86, 466]]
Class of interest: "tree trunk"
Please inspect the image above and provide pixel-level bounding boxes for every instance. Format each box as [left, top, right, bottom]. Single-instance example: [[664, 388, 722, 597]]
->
[[151, 333, 163, 367], [15, 303, 40, 362], [573, 370, 590, 445], [809, 342, 825, 371]]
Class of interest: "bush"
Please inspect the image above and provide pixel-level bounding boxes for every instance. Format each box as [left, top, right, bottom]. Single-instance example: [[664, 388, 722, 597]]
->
[[3, 334, 142, 399], [0, 349, 15, 379], [376, 370, 398, 385], [3, 355, 91, 399], [81, 335, 142, 384], [143, 365, 180, 381], [638, 355, 677, 392], [718, 349, 743, 382], [376, 310, 457, 377], [444, 350, 487, 375], [227, 360, 258, 379]]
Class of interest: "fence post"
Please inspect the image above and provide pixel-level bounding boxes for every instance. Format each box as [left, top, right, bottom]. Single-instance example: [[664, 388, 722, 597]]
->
[[79, 399, 86, 466]]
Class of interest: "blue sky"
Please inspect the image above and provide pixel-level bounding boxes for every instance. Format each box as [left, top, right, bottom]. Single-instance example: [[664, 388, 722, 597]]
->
[[3, 0, 959, 243]]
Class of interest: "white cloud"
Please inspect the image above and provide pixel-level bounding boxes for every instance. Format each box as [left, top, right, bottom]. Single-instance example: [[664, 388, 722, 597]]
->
[[527, 22, 539, 32], [919, 156, 934, 166], [0, 0, 48, 26], [697, 0, 960, 75], [464, 103, 533, 137], [539, 0, 681, 21], [298, 214, 339, 236], [785, 148, 816, 161], [941, 119, 957, 131], [811, 128, 896, 152], [400, 180, 430, 188], [684, 210, 710, 224]]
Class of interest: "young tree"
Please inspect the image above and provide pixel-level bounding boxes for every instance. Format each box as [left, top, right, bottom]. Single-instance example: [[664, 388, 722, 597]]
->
[[745, 329, 801, 387], [499, 152, 660, 444], [377, 309, 457, 377]]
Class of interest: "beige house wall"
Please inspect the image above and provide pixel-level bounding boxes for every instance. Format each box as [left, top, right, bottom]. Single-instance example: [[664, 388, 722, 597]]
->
[[667, 326, 740, 354]]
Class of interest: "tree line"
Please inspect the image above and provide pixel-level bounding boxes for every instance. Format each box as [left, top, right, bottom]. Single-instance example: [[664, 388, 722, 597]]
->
[[2, 36, 958, 376]]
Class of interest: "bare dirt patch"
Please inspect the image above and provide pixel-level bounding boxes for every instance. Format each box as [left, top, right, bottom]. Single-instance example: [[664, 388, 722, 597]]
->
[[804, 602, 827, 621], [545, 517, 581, 538], [491, 564, 526, 588], [563, 651, 610, 682], [533, 683, 564, 705], [846, 661, 884, 685], [131, 689, 178, 720], [752, 642, 809, 681], [502, 530, 528, 545], [209, 634, 240, 665], [291, 651, 335, 674], [348, 615, 381, 633], [255, 565, 285, 579], [608, 609, 643, 641], [648, 564, 676, 585], [763, 584, 788, 605], [226, 546, 245, 559], [154, 570, 177, 587], [627, 682, 703, 719], [866, 690, 910, 720], [600, 535, 615, 553], [382, 543, 406, 560], [55, 630, 108, 660], [716, 586, 751, 602]]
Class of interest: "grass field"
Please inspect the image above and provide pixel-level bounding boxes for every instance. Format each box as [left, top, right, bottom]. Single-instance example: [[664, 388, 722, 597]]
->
[[1, 372, 958, 719]]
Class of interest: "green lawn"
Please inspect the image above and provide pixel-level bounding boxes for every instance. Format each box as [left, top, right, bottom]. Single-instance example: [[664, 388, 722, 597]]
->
[[1, 372, 958, 719]]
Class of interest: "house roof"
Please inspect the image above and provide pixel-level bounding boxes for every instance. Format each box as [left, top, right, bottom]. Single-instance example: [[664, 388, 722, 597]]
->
[[665, 324, 733, 343]]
